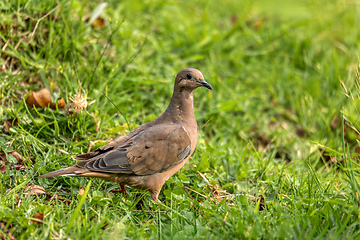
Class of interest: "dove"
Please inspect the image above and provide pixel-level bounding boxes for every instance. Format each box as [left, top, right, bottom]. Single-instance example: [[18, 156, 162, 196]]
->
[[38, 68, 212, 202]]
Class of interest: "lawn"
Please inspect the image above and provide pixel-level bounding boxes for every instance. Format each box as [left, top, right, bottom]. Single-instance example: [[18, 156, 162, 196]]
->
[[1, 0, 360, 239]]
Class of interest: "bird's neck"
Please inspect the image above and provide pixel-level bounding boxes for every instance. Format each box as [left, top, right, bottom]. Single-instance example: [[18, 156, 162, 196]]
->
[[161, 89, 197, 124]]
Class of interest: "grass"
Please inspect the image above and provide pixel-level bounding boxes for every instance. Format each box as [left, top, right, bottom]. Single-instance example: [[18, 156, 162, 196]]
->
[[1, 0, 360, 239]]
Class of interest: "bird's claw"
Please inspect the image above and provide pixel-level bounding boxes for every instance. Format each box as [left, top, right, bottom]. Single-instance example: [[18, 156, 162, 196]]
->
[[152, 196, 161, 203]]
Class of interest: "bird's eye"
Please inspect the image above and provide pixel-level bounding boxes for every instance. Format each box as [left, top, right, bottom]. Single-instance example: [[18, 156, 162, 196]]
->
[[186, 73, 193, 80]]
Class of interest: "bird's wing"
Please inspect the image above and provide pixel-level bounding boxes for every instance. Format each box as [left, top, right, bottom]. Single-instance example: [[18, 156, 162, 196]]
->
[[76, 124, 192, 176], [74, 135, 129, 160], [74, 123, 150, 160]]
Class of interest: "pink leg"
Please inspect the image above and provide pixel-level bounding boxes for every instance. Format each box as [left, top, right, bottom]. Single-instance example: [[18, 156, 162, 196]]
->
[[109, 184, 127, 194], [119, 184, 126, 193], [151, 196, 161, 203]]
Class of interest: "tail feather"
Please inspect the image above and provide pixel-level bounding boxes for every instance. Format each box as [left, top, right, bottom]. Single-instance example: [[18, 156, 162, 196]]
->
[[38, 166, 114, 179], [38, 166, 81, 178]]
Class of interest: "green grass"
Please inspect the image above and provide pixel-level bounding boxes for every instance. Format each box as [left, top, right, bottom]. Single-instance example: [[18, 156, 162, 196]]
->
[[1, 0, 360, 239]]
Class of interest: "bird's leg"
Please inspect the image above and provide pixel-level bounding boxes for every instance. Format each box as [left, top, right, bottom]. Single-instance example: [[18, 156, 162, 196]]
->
[[151, 192, 161, 203], [109, 184, 127, 194], [119, 184, 126, 193], [151, 196, 161, 203]]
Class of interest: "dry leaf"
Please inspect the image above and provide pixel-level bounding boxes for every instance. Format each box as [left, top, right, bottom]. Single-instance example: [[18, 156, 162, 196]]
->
[[92, 17, 105, 28], [25, 88, 66, 110], [8, 151, 25, 163], [85, 16, 106, 28], [78, 186, 85, 195], [3, 118, 18, 133], [0, 150, 29, 173], [31, 212, 44, 224], [24, 185, 46, 196]]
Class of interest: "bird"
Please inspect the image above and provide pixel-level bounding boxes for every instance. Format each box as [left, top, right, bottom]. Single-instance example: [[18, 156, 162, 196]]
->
[[38, 68, 212, 202]]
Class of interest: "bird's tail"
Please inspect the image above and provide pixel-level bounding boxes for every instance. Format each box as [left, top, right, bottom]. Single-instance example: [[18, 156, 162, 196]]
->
[[38, 166, 112, 179], [37, 166, 81, 178]]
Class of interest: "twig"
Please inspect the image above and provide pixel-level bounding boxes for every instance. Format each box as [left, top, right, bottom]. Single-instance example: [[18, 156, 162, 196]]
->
[[197, 171, 211, 186], [14, 39, 22, 50], [29, 6, 58, 38], [183, 185, 208, 198], [57, 149, 69, 155], [2, 42, 8, 51], [183, 186, 209, 224], [222, 211, 229, 223]]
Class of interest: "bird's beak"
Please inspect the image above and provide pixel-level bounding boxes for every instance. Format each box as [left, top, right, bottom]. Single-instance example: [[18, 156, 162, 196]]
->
[[199, 80, 213, 90]]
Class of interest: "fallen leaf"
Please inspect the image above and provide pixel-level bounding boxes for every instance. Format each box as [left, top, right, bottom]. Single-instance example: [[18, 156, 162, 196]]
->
[[87, 2, 107, 27], [0, 150, 29, 173], [31, 212, 44, 224], [91, 17, 105, 28], [0, 166, 7, 174], [25, 88, 66, 110], [55, 98, 66, 109], [78, 186, 85, 196], [24, 185, 46, 196], [3, 118, 18, 133], [7, 151, 25, 163]]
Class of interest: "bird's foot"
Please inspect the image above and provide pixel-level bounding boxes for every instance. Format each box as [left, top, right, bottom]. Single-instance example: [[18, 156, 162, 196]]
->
[[119, 184, 126, 193], [151, 196, 161, 203], [109, 184, 127, 194]]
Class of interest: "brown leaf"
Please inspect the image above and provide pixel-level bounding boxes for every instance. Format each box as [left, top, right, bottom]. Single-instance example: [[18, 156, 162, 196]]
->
[[3, 118, 18, 133], [24, 185, 46, 196], [92, 17, 105, 28], [55, 98, 66, 109], [25, 88, 66, 109], [0, 166, 6, 174], [9, 151, 25, 164], [0, 150, 29, 173], [31, 212, 44, 224], [78, 186, 85, 196], [86, 16, 106, 28]]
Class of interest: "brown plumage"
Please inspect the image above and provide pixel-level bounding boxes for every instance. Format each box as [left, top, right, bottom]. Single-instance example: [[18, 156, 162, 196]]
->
[[38, 68, 212, 202]]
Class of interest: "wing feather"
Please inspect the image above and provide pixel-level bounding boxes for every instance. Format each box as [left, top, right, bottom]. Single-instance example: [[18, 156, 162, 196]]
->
[[77, 125, 191, 176]]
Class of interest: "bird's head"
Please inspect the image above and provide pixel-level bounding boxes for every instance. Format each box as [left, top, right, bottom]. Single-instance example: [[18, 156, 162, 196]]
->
[[175, 68, 212, 91]]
